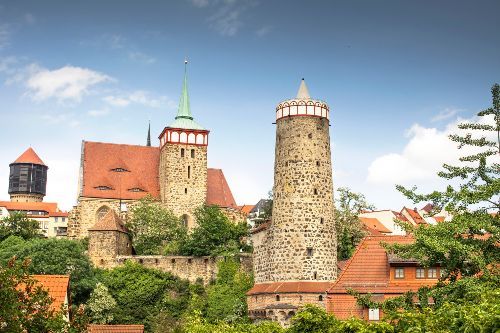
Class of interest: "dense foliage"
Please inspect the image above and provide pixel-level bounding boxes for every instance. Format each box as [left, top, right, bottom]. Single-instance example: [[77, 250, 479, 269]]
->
[[0, 236, 98, 305], [334, 187, 374, 260], [127, 196, 187, 255], [0, 212, 41, 241], [179, 205, 249, 256]]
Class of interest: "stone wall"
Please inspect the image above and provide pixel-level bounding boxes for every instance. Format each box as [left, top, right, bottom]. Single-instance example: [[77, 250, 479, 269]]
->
[[88, 230, 132, 267], [248, 292, 327, 326], [255, 116, 337, 283], [67, 198, 136, 238], [159, 143, 207, 229], [9, 193, 44, 202], [92, 253, 253, 285]]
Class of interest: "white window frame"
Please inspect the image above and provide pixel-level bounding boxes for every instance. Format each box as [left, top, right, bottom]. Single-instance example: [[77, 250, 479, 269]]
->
[[428, 268, 437, 278], [395, 267, 405, 279], [416, 267, 425, 279], [368, 308, 380, 321]]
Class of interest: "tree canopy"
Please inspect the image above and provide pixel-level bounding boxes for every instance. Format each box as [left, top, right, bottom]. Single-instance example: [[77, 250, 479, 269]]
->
[[0, 212, 41, 241]]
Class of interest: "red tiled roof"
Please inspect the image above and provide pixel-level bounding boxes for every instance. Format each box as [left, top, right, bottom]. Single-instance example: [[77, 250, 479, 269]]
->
[[434, 216, 445, 223], [250, 221, 271, 234], [402, 207, 426, 225], [32, 275, 69, 311], [421, 203, 434, 213], [88, 325, 144, 333], [337, 260, 348, 271], [13, 147, 46, 166], [50, 211, 69, 217], [359, 217, 392, 233], [206, 168, 237, 208], [328, 236, 417, 294], [239, 204, 255, 215], [88, 210, 128, 233], [82, 141, 160, 200], [0, 201, 59, 214], [247, 281, 334, 295]]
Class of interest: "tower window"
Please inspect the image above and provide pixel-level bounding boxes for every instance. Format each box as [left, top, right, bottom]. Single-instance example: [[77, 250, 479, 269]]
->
[[184, 188, 188, 194], [191, 149, 195, 158], [307, 248, 313, 257], [318, 295, 323, 301], [308, 133, 312, 139], [320, 217, 324, 224], [188, 166, 191, 178], [313, 272, 318, 280], [181, 148, 185, 157], [314, 188, 318, 195], [316, 161, 320, 166], [276, 295, 280, 301]]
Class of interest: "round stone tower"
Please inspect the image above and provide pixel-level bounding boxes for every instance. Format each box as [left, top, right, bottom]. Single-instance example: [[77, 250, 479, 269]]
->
[[265, 79, 336, 281], [8, 147, 48, 203], [158, 62, 209, 229], [247, 80, 337, 325]]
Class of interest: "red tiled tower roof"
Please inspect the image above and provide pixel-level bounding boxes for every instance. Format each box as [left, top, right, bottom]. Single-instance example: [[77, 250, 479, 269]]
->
[[206, 168, 237, 208], [88, 210, 128, 233], [13, 147, 46, 166], [32, 275, 70, 311]]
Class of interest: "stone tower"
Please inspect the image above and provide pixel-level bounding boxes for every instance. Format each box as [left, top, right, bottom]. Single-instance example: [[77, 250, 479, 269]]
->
[[158, 62, 209, 229], [8, 147, 48, 203], [247, 80, 337, 325], [88, 210, 132, 268]]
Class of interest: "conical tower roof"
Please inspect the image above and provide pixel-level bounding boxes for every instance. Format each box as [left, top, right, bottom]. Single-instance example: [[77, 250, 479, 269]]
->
[[88, 210, 128, 233], [168, 61, 205, 130], [12, 147, 46, 166], [296, 78, 311, 99], [146, 121, 151, 146]]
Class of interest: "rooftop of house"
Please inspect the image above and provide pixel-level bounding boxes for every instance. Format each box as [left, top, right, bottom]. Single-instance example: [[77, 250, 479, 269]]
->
[[12, 147, 46, 166], [239, 204, 255, 215], [32, 275, 70, 311], [0, 201, 67, 218], [327, 235, 435, 294], [359, 217, 392, 234], [81, 141, 237, 207], [87, 325, 144, 333], [88, 210, 128, 233]]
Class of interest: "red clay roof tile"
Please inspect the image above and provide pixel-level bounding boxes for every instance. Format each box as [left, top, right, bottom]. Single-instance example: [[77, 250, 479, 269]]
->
[[206, 168, 237, 208], [88, 325, 144, 333], [359, 217, 392, 233], [0, 201, 59, 214], [13, 147, 46, 166], [88, 210, 128, 233], [247, 281, 334, 295], [32, 275, 69, 311]]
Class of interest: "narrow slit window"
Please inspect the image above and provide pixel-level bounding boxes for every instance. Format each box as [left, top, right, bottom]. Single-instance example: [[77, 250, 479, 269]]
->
[[188, 166, 191, 178], [184, 188, 188, 194], [316, 161, 320, 166], [276, 295, 280, 301], [191, 149, 195, 158], [314, 188, 318, 195], [313, 272, 318, 280], [307, 247, 313, 257], [320, 217, 324, 224], [181, 148, 185, 157]]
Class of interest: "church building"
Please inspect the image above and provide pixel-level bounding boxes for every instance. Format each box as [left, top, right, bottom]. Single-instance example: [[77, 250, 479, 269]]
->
[[68, 63, 241, 238]]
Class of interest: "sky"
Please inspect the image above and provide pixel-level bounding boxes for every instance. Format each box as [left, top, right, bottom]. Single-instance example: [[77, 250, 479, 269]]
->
[[0, 0, 499, 211]]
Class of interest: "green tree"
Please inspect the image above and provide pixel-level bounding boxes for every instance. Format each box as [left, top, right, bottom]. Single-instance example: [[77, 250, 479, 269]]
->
[[204, 259, 253, 324], [87, 282, 117, 324], [179, 205, 249, 256], [127, 196, 187, 255], [0, 257, 69, 333], [0, 236, 98, 305], [335, 187, 375, 260], [0, 212, 41, 241], [392, 83, 500, 279]]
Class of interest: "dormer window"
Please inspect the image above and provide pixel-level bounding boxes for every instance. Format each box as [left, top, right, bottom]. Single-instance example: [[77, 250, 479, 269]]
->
[[395, 267, 405, 279], [95, 186, 113, 191], [128, 188, 145, 192], [111, 168, 129, 172]]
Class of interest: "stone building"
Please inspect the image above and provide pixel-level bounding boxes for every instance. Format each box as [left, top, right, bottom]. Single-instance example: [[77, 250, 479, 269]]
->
[[247, 80, 337, 325], [68, 64, 243, 238]]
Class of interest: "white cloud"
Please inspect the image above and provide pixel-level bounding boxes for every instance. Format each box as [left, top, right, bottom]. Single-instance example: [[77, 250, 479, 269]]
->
[[367, 115, 499, 185], [24, 13, 36, 25], [189, 0, 210, 8], [88, 108, 111, 117], [431, 107, 460, 122], [26, 65, 111, 102], [103, 95, 130, 107], [41, 113, 80, 127], [0, 24, 10, 49], [255, 25, 272, 37], [208, 4, 243, 36], [0, 56, 17, 73], [128, 51, 156, 64]]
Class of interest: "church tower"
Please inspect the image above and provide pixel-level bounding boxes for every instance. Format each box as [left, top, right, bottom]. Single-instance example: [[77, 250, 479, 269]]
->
[[247, 80, 337, 325], [158, 62, 209, 229], [8, 147, 48, 203]]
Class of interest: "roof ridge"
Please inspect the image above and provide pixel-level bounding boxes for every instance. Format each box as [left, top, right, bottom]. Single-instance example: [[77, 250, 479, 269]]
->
[[84, 141, 159, 149]]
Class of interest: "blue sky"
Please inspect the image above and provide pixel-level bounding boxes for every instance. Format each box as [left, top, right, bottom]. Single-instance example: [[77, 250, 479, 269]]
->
[[0, 0, 499, 210]]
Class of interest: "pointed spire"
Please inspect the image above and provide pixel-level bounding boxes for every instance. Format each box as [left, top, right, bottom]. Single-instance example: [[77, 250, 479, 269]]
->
[[176, 60, 193, 120], [296, 78, 311, 99], [13, 147, 46, 166], [146, 121, 151, 146]]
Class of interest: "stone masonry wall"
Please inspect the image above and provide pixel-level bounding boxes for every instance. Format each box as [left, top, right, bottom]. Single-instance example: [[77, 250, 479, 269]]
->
[[92, 253, 253, 285], [88, 230, 132, 267], [159, 143, 207, 229], [67, 198, 137, 238], [256, 116, 337, 283]]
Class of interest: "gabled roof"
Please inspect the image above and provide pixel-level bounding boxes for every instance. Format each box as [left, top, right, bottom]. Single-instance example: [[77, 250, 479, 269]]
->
[[81, 141, 160, 200], [32, 275, 69, 311], [88, 325, 144, 333], [247, 281, 334, 295], [328, 236, 418, 294], [421, 203, 434, 213], [88, 210, 128, 233], [359, 217, 392, 234], [206, 168, 237, 208], [239, 204, 255, 215], [402, 207, 426, 225], [12, 147, 46, 166]]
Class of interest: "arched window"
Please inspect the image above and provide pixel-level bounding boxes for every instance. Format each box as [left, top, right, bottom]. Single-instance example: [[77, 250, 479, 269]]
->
[[275, 295, 280, 301], [96, 206, 110, 222], [318, 295, 323, 301], [191, 149, 195, 158], [181, 148, 185, 157]]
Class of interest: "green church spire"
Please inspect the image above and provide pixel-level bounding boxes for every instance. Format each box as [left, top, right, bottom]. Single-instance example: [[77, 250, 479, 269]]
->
[[168, 60, 205, 130]]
